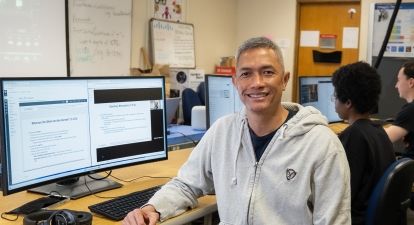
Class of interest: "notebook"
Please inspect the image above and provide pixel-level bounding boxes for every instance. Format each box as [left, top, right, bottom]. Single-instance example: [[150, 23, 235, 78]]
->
[[166, 97, 180, 125]]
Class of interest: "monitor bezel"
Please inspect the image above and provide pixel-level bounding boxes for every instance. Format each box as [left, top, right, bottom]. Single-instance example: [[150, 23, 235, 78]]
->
[[0, 76, 168, 195], [205, 74, 235, 129], [298, 76, 343, 123]]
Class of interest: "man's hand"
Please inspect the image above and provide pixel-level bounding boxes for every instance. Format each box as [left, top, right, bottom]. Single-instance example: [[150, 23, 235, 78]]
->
[[122, 205, 160, 225]]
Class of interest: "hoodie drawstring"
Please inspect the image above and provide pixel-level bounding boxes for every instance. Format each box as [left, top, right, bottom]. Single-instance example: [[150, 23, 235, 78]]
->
[[231, 119, 245, 185]]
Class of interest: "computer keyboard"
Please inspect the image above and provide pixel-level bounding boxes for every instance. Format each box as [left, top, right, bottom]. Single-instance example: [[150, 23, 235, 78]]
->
[[88, 185, 162, 221]]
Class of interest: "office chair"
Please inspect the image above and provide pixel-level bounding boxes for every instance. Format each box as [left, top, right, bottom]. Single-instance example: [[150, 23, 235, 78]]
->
[[197, 81, 206, 105], [182, 88, 202, 125], [366, 158, 414, 225]]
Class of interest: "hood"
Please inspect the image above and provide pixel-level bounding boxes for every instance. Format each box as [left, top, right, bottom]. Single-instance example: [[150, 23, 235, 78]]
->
[[235, 102, 328, 138], [282, 102, 328, 137]]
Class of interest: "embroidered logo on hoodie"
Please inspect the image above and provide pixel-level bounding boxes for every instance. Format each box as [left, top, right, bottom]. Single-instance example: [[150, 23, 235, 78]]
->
[[286, 168, 297, 180]]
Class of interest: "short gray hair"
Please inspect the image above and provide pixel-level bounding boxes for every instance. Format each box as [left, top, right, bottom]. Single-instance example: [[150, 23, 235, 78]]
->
[[236, 37, 285, 72]]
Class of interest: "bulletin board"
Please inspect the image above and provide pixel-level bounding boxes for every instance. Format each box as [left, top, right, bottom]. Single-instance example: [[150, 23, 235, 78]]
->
[[368, 2, 414, 119], [150, 18, 195, 68], [68, 0, 132, 76], [370, 3, 414, 58]]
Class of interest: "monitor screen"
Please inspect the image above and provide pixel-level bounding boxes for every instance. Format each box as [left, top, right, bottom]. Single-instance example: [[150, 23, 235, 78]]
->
[[1, 77, 168, 197], [205, 75, 244, 129], [299, 76, 342, 123]]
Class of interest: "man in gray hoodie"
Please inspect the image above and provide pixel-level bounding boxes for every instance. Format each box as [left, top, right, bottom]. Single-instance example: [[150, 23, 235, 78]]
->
[[123, 37, 351, 225]]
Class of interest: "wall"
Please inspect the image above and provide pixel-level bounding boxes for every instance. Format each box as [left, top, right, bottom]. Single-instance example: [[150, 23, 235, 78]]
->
[[236, 0, 297, 102], [131, 0, 412, 102], [130, 0, 237, 74], [187, 0, 237, 73], [130, 0, 295, 100]]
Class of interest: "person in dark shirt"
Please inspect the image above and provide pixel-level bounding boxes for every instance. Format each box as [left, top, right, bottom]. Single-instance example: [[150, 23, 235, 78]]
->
[[385, 61, 414, 158], [332, 61, 396, 225]]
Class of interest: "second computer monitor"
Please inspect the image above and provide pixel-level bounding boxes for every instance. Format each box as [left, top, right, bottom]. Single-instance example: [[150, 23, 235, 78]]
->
[[205, 75, 243, 129], [299, 76, 342, 123]]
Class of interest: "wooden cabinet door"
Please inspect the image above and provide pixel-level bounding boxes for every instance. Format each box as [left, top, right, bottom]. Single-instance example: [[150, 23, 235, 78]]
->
[[294, 1, 360, 101]]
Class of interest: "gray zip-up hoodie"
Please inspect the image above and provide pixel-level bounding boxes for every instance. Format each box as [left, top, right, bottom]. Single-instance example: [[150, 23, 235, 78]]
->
[[148, 102, 351, 225]]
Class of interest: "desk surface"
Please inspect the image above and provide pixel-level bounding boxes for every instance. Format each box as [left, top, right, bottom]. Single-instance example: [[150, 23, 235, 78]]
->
[[167, 125, 206, 150], [0, 149, 217, 225], [327, 120, 392, 136], [328, 122, 349, 135]]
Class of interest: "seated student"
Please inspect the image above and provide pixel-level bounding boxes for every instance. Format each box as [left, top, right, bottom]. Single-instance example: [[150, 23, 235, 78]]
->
[[385, 61, 414, 158], [332, 61, 396, 225]]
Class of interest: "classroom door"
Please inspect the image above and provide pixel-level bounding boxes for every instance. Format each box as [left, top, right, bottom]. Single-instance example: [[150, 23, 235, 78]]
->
[[293, 1, 361, 101]]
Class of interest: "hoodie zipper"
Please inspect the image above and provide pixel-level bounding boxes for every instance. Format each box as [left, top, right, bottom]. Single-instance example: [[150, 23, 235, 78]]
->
[[246, 161, 260, 224]]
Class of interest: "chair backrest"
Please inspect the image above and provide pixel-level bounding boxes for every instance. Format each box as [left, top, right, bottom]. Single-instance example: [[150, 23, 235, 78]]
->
[[366, 158, 414, 225], [182, 88, 202, 125], [197, 82, 206, 105]]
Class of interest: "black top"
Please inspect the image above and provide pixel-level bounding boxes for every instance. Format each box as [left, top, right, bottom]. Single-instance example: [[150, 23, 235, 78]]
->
[[394, 102, 414, 158], [249, 109, 296, 161], [339, 119, 396, 225]]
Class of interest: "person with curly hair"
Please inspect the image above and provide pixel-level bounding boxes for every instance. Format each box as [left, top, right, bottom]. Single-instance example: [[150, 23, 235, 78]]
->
[[332, 61, 396, 225]]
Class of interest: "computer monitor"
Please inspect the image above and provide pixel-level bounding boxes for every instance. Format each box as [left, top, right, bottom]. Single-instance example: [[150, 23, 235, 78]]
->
[[299, 76, 342, 123], [0, 77, 168, 198], [205, 75, 244, 129]]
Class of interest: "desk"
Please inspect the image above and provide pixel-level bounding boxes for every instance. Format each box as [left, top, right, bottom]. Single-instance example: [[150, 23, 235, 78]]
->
[[167, 125, 206, 150], [328, 122, 349, 135], [0, 149, 217, 225], [328, 120, 393, 136]]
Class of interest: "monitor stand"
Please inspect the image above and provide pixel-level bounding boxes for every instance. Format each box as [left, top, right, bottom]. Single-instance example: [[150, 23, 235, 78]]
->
[[28, 175, 122, 199]]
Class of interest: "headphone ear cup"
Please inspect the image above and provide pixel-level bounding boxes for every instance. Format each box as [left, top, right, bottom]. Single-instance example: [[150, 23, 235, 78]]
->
[[53, 210, 76, 225], [24, 209, 92, 225], [24, 210, 57, 225]]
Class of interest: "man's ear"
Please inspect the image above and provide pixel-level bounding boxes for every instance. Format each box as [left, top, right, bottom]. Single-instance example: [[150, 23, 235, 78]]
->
[[345, 99, 352, 109], [283, 72, 290, 90], [232, 74, 236, 86], [409, 77, 414, 88]]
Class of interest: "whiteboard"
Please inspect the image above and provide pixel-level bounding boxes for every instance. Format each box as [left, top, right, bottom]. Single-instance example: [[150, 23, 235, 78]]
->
[[0, 0, 67, 77], [69, 0, 132, 76], [150, 19, 195, 68]]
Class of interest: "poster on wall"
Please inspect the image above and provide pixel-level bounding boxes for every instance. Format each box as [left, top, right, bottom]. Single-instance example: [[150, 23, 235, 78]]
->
[[371, 3, 414, 58], [152, 0, 185, 22]]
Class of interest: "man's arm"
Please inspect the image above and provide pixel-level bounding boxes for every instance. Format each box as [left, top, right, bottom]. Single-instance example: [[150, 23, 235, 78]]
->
[[122, 205, 160, 225], [312, 141, 351, 225], [385, 125, 408, 143]]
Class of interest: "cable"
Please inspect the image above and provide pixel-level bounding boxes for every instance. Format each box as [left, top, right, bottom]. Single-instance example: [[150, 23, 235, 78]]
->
[[374, 0, 402, 69], [83, 172, 172, 199], [171, 131, 198, 146], [87, 171, 112, 180], [83, 176, 117, 199], [1, 212, 18, 221], [106, 172, 173, 183]]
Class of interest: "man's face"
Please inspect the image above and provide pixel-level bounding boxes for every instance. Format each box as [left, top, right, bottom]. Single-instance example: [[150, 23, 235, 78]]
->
[[232, 48, 289, 116], [395, 67, 412, 101], [334, 95, 349, 120]]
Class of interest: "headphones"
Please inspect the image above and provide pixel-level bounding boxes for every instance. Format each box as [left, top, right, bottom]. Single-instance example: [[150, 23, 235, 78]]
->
[[23, 210, 92, 225]]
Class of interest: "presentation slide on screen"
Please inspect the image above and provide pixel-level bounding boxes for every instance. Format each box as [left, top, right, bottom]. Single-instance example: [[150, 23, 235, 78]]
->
[[13, 102, 91, 184], [4, 82, 92, 184], [89, 100, 152, 161]]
